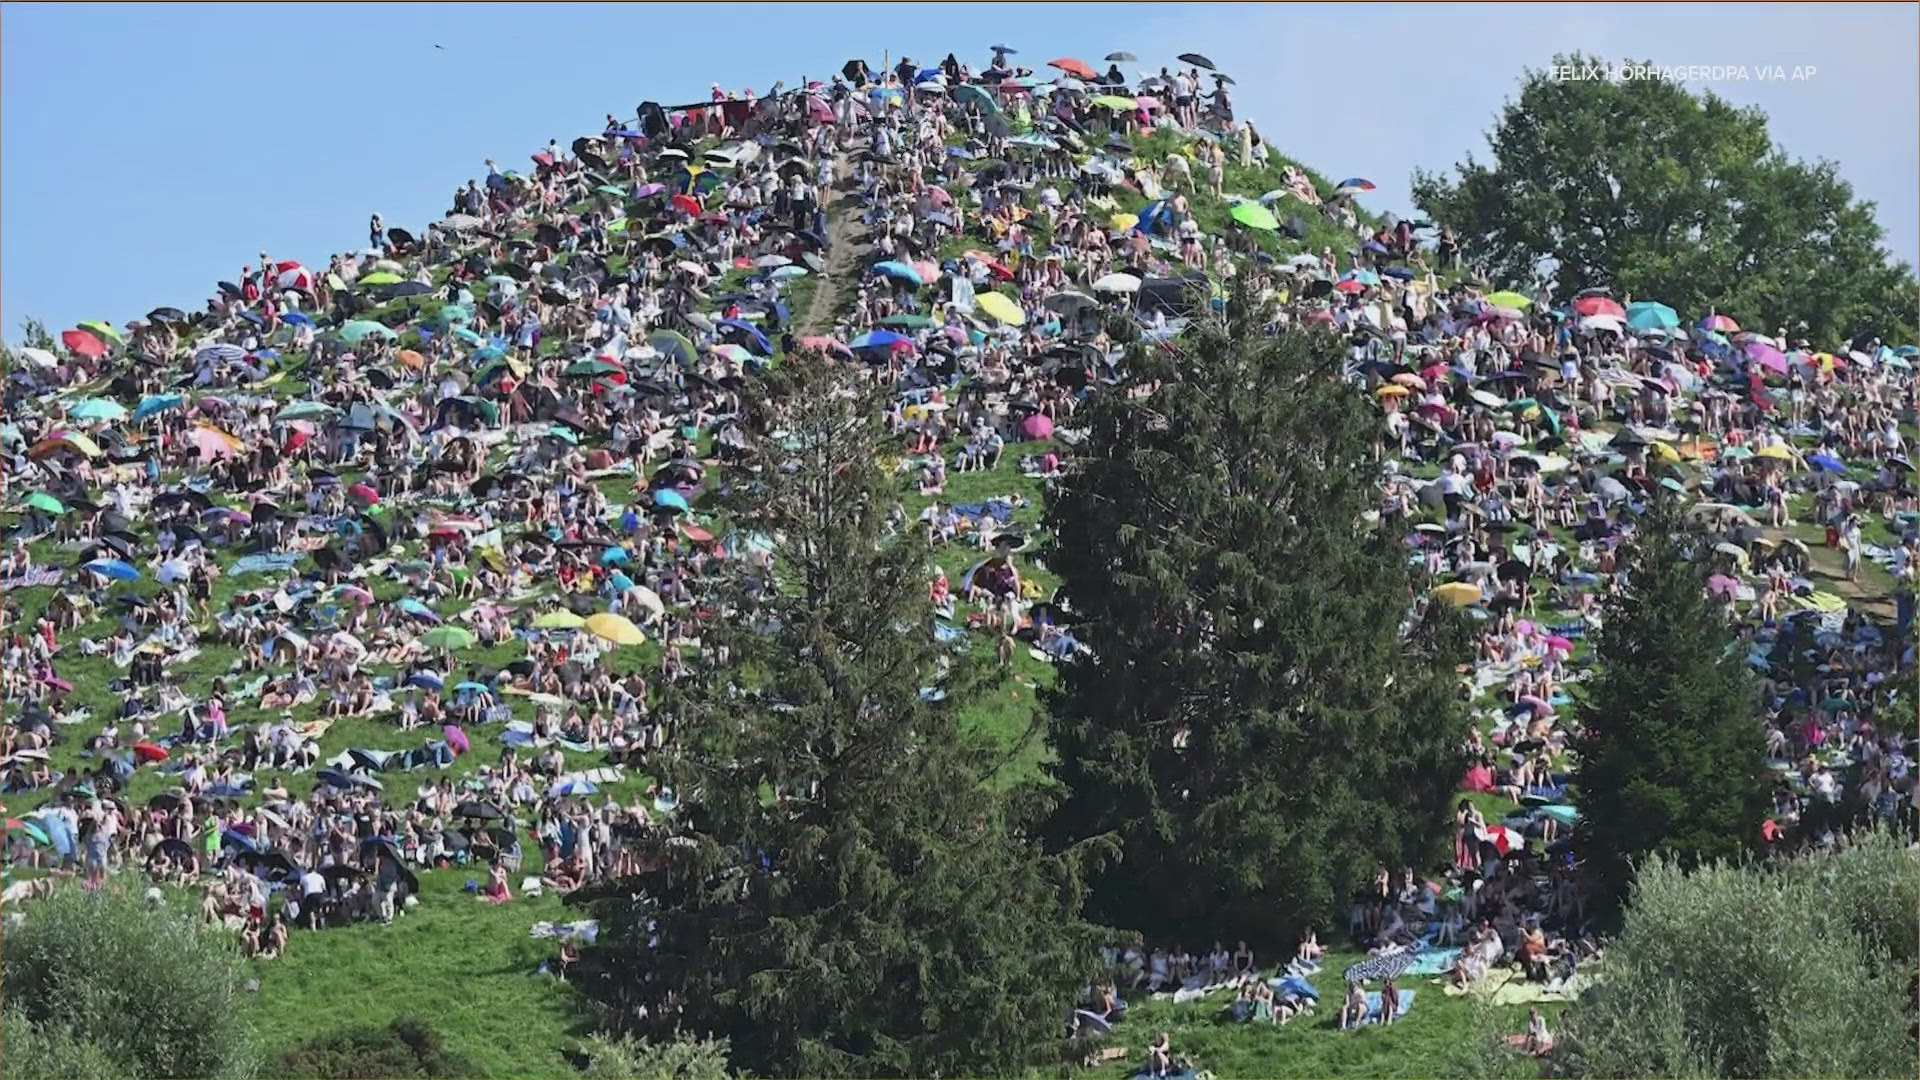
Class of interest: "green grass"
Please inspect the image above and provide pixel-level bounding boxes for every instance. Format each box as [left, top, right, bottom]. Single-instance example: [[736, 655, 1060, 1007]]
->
[[244, 869, 590, 1077], [1065, 951, 1571, 1080]]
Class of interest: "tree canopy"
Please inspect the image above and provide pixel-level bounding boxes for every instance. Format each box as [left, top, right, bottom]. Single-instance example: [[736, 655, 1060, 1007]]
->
[[570, 354, 1098, 1079], [1569, 494, 1771, 910], [1412, 53, 1918, 346], [1040, 288, 1472, 947]]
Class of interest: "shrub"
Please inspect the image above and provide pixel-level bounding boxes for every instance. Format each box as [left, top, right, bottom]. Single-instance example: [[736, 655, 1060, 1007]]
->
[[1552, 830, 1919, 1078], [2, 881, 257, 1078], [577, 1033, 733, 1080], [268, 1017, 474, 1079]]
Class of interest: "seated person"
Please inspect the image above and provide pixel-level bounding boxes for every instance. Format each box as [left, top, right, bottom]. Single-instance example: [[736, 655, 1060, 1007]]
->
[[1338, 979, 1368, 1031]]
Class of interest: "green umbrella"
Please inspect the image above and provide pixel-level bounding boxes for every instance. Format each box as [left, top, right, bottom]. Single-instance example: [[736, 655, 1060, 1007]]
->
[[1089, 94, 1137, 110], [439, 304, 473, 325], [24, 492, 65, 515], [545, 425, 580, 445], [339, 320, 396, 344], [564, 359, 622, 377], [951, 84, 1001, 115], [1228, 201, 1279, 231], [1540, 804, 1579, 826], [648, 329, 698, 366], [453, 396, 499, 426], [359, 271, 404, 286], [596, 184, 628, 197], [70, 398, 128, 421], [275, 401, 339, 422], [420, 626, 477, 651], [606, 217, 630, 233], [879, 313, 935, 330], [7, 818, 49, 845], [78, 320, 124, 344], [452, 327, 485, 346]]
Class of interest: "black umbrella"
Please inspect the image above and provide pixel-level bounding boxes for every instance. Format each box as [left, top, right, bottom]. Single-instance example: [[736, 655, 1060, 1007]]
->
[[453, 800, 506, 822], [1211, 73, 1236, 85], [148, 837, 199, 865], [1176, 52, 1216, 70], [386, 227, 415, 247], [147, 306, 188, 325], [1105, 51, 1137, 61], [377, 281, 433, 299], [989, 43, 1017, 54]]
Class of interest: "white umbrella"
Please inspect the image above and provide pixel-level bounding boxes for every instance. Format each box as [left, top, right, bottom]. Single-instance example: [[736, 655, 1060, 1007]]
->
[[1092, 273, 1142, 293], [18, 347, 57, 368], [629, 586, 666, 618], [1580, 314, 1625, 334]]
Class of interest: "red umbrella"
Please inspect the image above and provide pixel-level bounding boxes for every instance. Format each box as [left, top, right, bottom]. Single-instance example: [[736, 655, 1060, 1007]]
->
[[347, 482, 380, 504], [681, 524, 715, 543], [671, 193, 701, 216], [1334, 279, 1365, 294], [1574, 295, 1626, 319], [133, 742, 169, 764], [276, 267, 315, 292], [1482, 825, 1525, 854], [532, 151, 555, 167], [61, 328, 107, 358], [274, 259, 304, 273], [1048, 57, 1097, 80]]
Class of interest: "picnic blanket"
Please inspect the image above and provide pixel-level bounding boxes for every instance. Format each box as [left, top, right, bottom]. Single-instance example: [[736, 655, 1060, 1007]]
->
[[1491, 971, 1594, 1006], [1441, 966, 1515, 996], [1363, 989, 1417, 1022], [1, 569, 63, 590], [229, 552, 304, 575], [1402, 945, 1458, 977]]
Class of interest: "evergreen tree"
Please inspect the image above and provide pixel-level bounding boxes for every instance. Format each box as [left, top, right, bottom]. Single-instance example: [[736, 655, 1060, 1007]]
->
[[1570, 493, 1770, 911], [1040, 286, 1472, 947], [571, 354, 1098, 1079]]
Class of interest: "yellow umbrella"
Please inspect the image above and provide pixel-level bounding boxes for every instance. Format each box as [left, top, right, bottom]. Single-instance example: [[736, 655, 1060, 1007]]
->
[[584, 612, 646, 646], [1483, 291, 1532, 310], [1651, 441, 1681, 463], [78, 320, 124, 344], [1109, 212, 1139, 231], [1432, 582, 1481, 607], [1754, 444, 1794, 461], [975, 291, 1025, 326], [359, 271, 403, 286], [533, 610, 586, 629], [195, 424, 246, 453], [1374, 384, 1411, 399]]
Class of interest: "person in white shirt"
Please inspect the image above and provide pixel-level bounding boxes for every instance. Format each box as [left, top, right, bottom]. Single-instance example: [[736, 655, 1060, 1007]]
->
[[300, 868, 326, 929]]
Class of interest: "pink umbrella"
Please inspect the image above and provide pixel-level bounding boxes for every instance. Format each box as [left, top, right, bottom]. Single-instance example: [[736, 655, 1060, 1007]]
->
[[190, 428, 240, 462], [1133, 93, 1161, 110], [443, 725, 470, 755], [911, 260, 940, 284], [1019, 413, 1055, 441], [1515, 694, 1553, 716], [347, 482, 380, 504], [1707, 573, 1740, 600], [1744, 340, 1788, 375], [797, 335, 848, 356], [926, 187, 952, 207], [1545, 635, 1574, 656], [806, 95, 832, 122], [338, 585, 374, 606]]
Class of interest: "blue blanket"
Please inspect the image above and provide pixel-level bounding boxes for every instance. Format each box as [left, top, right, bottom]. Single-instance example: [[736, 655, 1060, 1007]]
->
[[1404, 947, 1457, 977], [1363, 989, 1417, 1022], [229, 552, 304, 575]]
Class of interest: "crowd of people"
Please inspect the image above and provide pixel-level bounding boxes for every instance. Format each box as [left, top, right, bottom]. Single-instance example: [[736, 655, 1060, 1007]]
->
[[2, 40, 1915, 1071]]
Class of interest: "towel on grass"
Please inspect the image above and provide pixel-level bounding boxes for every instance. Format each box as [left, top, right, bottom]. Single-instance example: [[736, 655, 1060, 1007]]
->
[[1441, 966, 1515, 996], [1363, 989, 1416, 1022], [1403, 946, 1457, 977], [1491, 971, 1593, 1006]]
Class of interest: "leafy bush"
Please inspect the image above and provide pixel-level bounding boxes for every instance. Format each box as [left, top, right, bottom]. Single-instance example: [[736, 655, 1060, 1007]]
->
[[1, 1008, 124, 1080], [1552, 829, 1919, 1078], [267, 1017, 474, 1079], [2, 882, 257, 1078], [577, 1033, 733, 1079]]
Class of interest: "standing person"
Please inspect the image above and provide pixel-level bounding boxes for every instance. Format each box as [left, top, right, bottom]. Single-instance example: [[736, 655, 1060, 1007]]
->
[[373, 846, 399, 923], [1842, 512, 1864, 582], [1379, 977, 1401, 1026], [368, 212, 387, 253]]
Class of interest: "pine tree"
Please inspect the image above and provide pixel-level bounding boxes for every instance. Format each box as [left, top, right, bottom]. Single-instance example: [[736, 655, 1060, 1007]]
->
[[571, 354, 1098, 1079], [1570, 493, 1770, 911], [1040, 286, 1472, 947]]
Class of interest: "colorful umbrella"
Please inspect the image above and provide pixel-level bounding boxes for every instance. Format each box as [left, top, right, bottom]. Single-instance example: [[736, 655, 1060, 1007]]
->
[[1625, 301, 1679, 331], [974, 291, 1025, 326], [1228, 201, 1278, 231], [420, 626, 477, 651], [60, 328, 105, 359], [69, 398, 127, 422]]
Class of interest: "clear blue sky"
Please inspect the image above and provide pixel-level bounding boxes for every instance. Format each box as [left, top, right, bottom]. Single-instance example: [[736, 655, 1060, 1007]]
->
[[4, 2, 1914, 340]]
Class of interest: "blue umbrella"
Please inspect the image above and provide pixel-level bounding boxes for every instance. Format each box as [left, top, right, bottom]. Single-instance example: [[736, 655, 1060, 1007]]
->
[[405, 671, 445, 691], [603, 546, 630, 565], [316, 768, 356, 790], [220, 829, 260, 853], [1625, 301, 1679, 332], [717, 317, 772, 355], [1381, 266, 1414, 280], [84, 558, 140, 581], [398, 597, 441, 623], [1807, 452, 1847, 474], [282, 311, 312, 327], [453, 681, 491, 694], [850, 329, 908, 350], [652, 488, 690, 511], [133, 393, 185, 421], [551, 778, 598, 797], [873, 261, 922, 286]]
